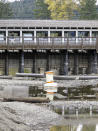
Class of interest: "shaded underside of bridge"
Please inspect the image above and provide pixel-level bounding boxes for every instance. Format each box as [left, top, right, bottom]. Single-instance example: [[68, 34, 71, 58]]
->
[[0, 48, 97, 76]]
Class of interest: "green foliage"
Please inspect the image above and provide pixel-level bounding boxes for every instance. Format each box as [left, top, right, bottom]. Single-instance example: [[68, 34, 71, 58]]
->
[[45, 0, 77, 20], [78, 0, 98, 20], [10, 0, 35, 19], [0, 0, 13, 18], [33, 0, 51, 19]]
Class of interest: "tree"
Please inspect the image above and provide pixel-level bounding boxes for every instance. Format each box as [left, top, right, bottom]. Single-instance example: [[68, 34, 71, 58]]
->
[[34, 0, 51, 19], [44, 0, 77, 20], [78, 0, 98, 20], [0, 0, 12, 18], [10, 0, 35, 19]]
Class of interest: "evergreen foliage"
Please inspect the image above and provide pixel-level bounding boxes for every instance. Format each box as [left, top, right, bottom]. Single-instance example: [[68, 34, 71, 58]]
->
[[34, 0, 51, 19], [78, 0, 98, 20], [0, 0, 12, 18], [10, 0, 35, 19]]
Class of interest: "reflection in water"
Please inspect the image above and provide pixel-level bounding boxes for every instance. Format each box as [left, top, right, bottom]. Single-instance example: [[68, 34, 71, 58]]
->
[[50, 125, 97, 131], [76, 124, 83, 131], [96, 125, 98, 131]]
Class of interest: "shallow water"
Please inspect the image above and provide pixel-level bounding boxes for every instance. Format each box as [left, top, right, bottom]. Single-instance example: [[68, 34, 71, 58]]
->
[[50, 125, 97, 131], [50, 118, 98, 131], [29, 85, 98, 100]]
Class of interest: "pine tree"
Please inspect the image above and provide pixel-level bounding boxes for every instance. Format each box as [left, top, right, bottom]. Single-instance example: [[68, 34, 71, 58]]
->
[[34, 0, 51, 19], [0, 0, 13, 19], [78, 0, 98, 20]]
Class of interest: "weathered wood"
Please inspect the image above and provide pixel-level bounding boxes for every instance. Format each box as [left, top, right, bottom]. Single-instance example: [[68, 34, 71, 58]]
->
[[5, 50, 9, 75], [3, 97, 50, 103], [88, 50, 97, 74], [74, 50, 79, 75], [46, 50, 50, 71], [16, 73, 45, 78], [63, 50, 68, 75], [19, 50, 24, 73], [54, 75, 76, 80], [92, 50, 97, 74], [32, 50, 36, 73]]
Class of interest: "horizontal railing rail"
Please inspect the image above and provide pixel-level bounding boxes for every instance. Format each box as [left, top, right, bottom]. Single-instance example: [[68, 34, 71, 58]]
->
[[0, 36, 97, 49]]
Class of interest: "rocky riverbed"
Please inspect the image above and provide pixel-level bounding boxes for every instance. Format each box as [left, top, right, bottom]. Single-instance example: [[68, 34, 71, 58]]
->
[[0, 101, 63, 131], [0, 78, 98, 130]]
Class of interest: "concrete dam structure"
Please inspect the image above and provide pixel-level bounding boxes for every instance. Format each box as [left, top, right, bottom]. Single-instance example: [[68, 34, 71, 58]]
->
[[0, 20, 98, 76]]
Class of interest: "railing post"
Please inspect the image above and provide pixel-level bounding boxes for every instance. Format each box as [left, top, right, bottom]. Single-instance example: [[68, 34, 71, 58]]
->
[[76, 30, 78, 43], [20, 30, 22, 43], [6, 30, 8, 45], [22, 36, 24, 50], [52, 37, 54, 49], [81, 37, 83, 49], [48, 30, 50, 43], [7, 37, 9, 50], [90, 30, 92, 43], [67, 37, 69, 49], [62, 30, 64, 43], [34, 30, 36, 43]]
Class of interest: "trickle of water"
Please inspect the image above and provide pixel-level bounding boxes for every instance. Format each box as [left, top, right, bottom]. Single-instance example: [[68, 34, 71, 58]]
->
[[95, 125, 98, 131], [76, 124, 83, 131]]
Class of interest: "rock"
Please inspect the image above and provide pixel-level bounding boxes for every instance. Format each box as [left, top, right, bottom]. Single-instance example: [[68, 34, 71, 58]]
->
[[54, 94, 67, 99], [0, 102, 63, 131]]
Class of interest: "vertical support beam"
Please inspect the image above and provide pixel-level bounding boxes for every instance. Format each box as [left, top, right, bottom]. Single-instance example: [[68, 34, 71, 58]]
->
[[20, 30, 22, 43], [92, 50, 97, 74], [88, 50, 97, 74], [88, 50, 92, 74], [34, 30, 36, 43], [48, 30, 50, 43], [63, 50, 68, 75], [6, 30, 8, 45], [62, 30, 64, 43], [74, 50, 79, 75], [19, 50, 24, 73], [46, 50, 50, 71], [76, 30, 78, 43], [90, 30, 92, 43], [32, 50, 36, 73], [5, 50, 9, 75]]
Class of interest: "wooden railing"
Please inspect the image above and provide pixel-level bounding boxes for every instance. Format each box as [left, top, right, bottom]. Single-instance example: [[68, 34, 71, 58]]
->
[[0, 36, 97, 50]]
